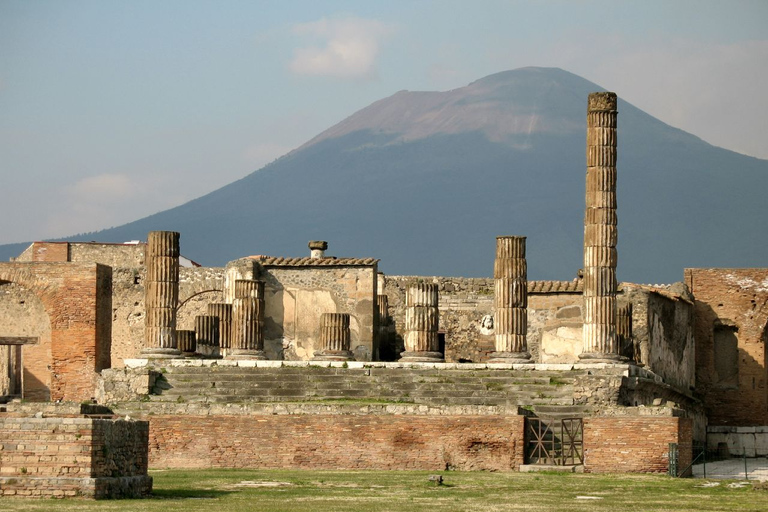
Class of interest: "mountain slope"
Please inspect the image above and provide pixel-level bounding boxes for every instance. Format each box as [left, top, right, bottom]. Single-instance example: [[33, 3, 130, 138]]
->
[[2, 67, 766, 283]]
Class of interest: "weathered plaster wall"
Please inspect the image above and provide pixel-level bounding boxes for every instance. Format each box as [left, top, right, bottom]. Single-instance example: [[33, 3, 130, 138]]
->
[[0, 282, 52, 400], [0, 262, 109, 402], [686, 268, 768, 426], [260, 265, 377, 361]]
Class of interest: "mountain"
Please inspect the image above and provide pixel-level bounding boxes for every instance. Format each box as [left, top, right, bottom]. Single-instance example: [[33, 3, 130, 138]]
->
[[2, 67, 766, 283]]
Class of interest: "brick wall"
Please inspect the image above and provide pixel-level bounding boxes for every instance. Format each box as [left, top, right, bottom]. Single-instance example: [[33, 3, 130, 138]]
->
[[685, 268, 768, 425], [0, 262, 110, 401], [0, 416, 151, 498], [147, 413, 524, 471], [583, 417, 692, 474]]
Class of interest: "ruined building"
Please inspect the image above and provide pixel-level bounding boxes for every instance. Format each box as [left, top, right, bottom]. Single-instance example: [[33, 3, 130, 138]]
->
[[1, 92, 767, 496]]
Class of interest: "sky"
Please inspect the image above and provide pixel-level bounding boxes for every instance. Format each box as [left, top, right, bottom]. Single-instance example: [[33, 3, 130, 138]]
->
[[1, 0, 766, 245]]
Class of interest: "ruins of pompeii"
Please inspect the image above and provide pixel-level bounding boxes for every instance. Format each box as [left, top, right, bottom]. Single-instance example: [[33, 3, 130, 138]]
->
[[1, 92, 767, 498]]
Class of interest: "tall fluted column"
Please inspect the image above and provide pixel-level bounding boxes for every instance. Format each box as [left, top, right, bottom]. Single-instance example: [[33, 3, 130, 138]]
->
[[400, 283, 444, 362], [195, 315, 220, 358], [580, 92, 623, 361], [142, 231, 181, 358], [207, 303, 232, 356], [228, 280, 267, 360], [176, 330, 196, 357], [313, 313, 354, 361], [489, 236, 532, 363]]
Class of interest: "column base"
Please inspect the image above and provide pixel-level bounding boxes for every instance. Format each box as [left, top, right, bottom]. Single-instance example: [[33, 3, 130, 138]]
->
[[399, 351, 445, 363], [487, 351, 533, 364], [226, 349, 267, 360], [140, 347, 181, 359], [578, 352, 628, 363], [312, 350, 354, 361]]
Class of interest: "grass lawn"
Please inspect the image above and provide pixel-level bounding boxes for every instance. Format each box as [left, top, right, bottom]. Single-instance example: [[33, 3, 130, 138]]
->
[[2, 469, 767, 511]]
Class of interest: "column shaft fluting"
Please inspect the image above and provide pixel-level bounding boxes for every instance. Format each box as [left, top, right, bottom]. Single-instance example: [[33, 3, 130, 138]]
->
[[581, 92, 622, 361], [207, 303, 233, 350], [142, 231, 181, 358], [617, 303, 634, 361], [313, 313, 354, 361], [490, 236, 532, 363], [227, 279, 266, 359], [400, 283, 443, 362], [176, 330, 196, 357], [194, 315, 220, 358]]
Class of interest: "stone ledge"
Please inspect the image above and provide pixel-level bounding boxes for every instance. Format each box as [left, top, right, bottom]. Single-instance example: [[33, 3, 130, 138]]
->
[[123, 358, 636, 372]]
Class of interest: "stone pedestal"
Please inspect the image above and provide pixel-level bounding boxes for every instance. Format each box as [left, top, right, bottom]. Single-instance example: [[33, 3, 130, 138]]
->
[[313, 313, 354, 361], [227, 280, 267, 360], [176, 330, 196, 357], [400, 283, 444, 362], [489, 236, 532, 364], [580, 92, 624, 362], [142, 231, 181, 358], [195, 315, 221, 359], [207, 303, 232, 355]]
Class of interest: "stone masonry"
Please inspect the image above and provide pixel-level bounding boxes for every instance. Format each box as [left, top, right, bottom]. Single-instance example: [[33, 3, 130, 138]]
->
[[581, 92, 621, 361], [490, 236, 532, 363], [142, 231, 180, 358]]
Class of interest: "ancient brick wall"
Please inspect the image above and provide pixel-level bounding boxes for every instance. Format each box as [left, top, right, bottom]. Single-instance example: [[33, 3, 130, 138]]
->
[[0, 262, 109, 401], [0, 416, 151, 498], [147, 413, 523, 471], [685, 268, 768, 426], [583, 416, 692, 474]]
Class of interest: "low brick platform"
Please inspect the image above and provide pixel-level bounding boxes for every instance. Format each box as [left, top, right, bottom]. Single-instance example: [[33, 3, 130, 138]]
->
[[0, 416, 152, 499]]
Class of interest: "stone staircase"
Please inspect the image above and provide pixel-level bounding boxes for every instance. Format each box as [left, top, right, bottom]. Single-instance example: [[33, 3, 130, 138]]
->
[[147, 365, 589, 412]]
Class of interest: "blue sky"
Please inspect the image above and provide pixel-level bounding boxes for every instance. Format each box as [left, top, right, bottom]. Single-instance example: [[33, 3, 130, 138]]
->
[[1, 0, 766, 244]]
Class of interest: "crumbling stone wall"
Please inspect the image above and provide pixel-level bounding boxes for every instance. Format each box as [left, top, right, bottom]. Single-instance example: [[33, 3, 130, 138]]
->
[[383, 276, 584, 363], [0, 416, 151, 498], [0, 282, 51, 400], [623, 284, 696, 392], [686, 268, 768, 425]]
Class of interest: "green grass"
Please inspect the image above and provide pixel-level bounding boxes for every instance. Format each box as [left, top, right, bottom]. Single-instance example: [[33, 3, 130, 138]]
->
[[2, 469, 767, 511]]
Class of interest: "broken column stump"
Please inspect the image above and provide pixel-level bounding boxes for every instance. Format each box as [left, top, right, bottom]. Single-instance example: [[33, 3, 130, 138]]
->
[[313, 312, 354, 361], [489, 236, 532, 364], [400, 283, 444, 362]]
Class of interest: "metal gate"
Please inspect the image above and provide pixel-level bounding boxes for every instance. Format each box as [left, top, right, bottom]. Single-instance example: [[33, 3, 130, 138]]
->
[[525, 417, 584, 466]]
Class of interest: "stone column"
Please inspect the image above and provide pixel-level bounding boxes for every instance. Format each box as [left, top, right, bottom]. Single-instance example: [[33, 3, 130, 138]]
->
[[580, 92, 622, 361], [617, 303, 634, 361], [313, 313, 354, 361], [489, 236, 532, 363], [207, 303, 232, 355], [228, 280, 267, 360], [195, 315, 220, 358], [176, 330, 196, 357], [142, 231, 181, 358], [400, 283, 444, 362]]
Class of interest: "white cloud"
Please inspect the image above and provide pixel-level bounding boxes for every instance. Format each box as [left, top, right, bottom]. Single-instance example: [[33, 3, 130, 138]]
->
[[289, 16, 393, 79]]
